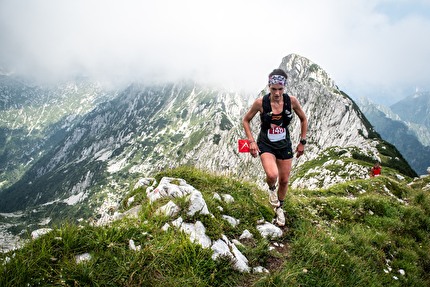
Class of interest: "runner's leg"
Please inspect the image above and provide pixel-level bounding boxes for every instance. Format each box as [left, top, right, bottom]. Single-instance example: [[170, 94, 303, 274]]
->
[[260, 152, 278, 188], [276, 158, 293, 201]]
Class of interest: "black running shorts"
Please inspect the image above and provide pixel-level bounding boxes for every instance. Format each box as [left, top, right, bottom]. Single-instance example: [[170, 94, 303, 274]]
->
[[258, 140, 293, 160]]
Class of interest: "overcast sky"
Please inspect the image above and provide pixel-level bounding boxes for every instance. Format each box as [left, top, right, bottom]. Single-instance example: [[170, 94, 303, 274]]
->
[[0, 0, 429, 105]]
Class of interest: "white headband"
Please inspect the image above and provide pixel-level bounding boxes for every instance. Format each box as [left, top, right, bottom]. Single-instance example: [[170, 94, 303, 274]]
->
[[268, 75, 287, 86]]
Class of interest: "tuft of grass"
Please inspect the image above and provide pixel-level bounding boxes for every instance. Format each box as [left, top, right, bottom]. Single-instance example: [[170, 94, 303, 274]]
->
[[1, 222, 242, 286]]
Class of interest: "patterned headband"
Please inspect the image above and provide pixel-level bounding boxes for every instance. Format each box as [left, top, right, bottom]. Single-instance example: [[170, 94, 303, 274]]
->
[[268, 75, 287, 86]]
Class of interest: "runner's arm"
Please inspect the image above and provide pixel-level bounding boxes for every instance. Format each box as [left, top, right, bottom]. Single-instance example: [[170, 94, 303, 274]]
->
[[291, 96, 307, 140], [291, 96, 308, 157], [242, 98, 262, 157]]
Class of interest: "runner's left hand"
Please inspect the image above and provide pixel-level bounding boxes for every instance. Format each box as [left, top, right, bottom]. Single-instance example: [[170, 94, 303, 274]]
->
[[296, 145, 304, 158]]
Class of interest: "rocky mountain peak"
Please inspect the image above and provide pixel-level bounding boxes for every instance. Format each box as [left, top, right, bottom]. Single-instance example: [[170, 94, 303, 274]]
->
[[276, 55, 378, 167], [281, 53, 337, 89]]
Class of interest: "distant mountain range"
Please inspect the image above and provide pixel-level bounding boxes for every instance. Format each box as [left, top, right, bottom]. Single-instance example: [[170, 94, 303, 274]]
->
[[391, 91, 430, 129], [0, 54, 417, 243], [357, 91, 430, 175]]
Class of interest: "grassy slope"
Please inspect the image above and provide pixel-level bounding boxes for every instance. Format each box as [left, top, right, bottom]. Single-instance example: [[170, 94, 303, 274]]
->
[[1, 166, 429, 287]]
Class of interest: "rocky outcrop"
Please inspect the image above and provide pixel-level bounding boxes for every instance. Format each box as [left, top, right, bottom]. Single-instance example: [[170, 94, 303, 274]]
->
[[94, 177, 280, 273]]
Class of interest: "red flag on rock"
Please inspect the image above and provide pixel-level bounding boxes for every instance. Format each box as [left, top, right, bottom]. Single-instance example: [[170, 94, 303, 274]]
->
[[238, 139, 250, 153]]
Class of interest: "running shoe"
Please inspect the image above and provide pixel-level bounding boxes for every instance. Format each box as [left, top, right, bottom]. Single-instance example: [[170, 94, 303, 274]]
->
[[274, 207, 285, 227], [268, 185, 280, 207]]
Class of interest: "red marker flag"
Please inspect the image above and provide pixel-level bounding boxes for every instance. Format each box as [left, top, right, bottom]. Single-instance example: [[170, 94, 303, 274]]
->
[[238, 139, 250, 153]]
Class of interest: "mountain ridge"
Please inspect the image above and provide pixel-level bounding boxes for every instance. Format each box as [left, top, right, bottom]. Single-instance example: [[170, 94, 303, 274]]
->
[[357, 94, 430, 175], [391, 91, 430, 128], [0, 54, 416, 237]]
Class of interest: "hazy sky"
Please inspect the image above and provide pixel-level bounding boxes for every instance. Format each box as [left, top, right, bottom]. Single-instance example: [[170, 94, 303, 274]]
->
[[1, 0, 429, 105]]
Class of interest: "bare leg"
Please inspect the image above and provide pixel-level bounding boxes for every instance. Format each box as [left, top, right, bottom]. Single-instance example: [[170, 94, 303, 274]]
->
[[276, 158, 293, 201], [260, 153, 278, 188], [261, 154, 291, 227]]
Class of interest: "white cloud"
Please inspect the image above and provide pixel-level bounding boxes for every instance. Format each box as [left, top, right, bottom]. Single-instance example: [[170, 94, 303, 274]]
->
[[0, 0, 429, 104]]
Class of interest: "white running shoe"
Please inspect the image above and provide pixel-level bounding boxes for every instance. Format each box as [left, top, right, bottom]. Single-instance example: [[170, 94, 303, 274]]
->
[[268, 186, 280, 207], [274, 207, 285, 227]]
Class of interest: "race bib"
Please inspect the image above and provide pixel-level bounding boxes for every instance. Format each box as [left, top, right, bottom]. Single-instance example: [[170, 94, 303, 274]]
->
[[268, 126, 286, 142]]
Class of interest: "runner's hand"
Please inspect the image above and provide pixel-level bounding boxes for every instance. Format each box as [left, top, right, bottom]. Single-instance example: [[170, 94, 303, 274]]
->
[[296, 145, 304, 158], [250, 142, 259, 158]]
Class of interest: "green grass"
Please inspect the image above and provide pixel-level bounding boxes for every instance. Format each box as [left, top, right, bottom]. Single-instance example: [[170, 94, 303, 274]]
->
[[1, 166, 430, 286]]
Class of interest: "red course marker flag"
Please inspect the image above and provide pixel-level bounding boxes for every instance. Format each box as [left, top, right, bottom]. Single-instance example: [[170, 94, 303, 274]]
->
[[238, 139, 250, 153]]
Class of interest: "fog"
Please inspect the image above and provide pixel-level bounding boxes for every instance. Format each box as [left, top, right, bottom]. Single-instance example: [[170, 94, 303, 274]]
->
[[1, 0, 430, 104]]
